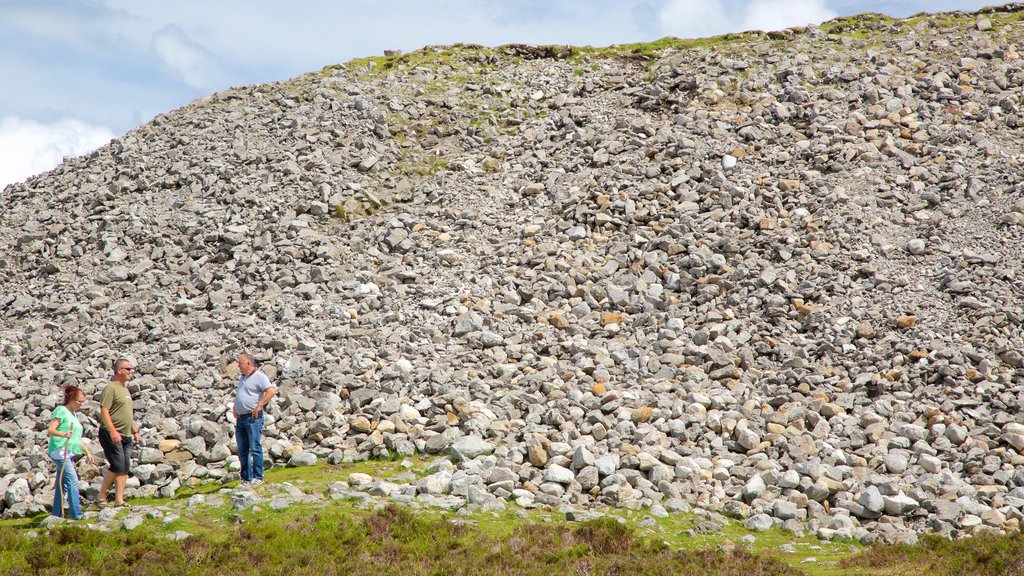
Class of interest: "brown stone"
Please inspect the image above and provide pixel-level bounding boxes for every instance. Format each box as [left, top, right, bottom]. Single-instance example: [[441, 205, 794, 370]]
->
[[601, 312, 625, 326], [527, 444, 548, 467], [855, 322, 875, 339], [165, 450, 193, 463], [592, 382, 607, 396], [549, 313, 570, 330], [158, 439, 181, 453], [631, 406, 653, 423], [792, 299, 821, 320], [779, 179, 800, 191], [896, 315, 917, 329], [351, 415, 375, 433], [820, 403, 846, 418]]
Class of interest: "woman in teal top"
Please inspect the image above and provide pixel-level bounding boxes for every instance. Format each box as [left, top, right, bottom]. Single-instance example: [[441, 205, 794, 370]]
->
[[47, 385, 93, 519]]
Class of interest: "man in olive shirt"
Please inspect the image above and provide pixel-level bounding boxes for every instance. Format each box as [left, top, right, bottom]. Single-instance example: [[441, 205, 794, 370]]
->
[[98, 357, 141, 507]]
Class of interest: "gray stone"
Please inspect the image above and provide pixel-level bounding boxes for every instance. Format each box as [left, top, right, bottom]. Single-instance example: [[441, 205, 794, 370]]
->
[[595, 454, 618, 477], [450, 436, 495, 461], [945, 424, 968, 445], [883, 494, 919, 516], [3, 478, 29, 508], [743, 474, 766, 502], [288, 452, 317, 467], [773, 500, 799, 520], [744, 513, 773, 531], [543, 464, 575, 485], [122, 514, 146, 531], [857, 486, 884, 517], [884, 452, 909, 474]]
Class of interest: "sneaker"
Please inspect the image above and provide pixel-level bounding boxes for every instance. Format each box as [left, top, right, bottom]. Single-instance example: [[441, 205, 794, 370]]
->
[[250, 479, 263, 486]]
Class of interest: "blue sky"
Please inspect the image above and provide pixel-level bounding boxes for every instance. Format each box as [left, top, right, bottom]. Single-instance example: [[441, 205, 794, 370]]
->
[[0, 0, 996, 189]]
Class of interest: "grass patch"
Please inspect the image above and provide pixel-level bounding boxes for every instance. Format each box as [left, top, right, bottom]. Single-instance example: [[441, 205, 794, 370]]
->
[[818, 12, 902, 38], [0, 505, 804, 576], [5, 456, 1024, 575], [841, 532, 1024, 576], [573, 33, 754, 63]]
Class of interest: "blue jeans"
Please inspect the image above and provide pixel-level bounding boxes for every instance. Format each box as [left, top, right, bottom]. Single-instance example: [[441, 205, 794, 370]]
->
[[50, 452, 82, 519], [235, 414, 264, 481]]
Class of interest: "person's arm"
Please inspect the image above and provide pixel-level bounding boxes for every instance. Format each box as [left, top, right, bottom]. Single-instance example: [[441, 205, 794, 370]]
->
[[82, 438, 95, 464], [47, 418, 72, 439], [100, 406, 122, 443], [131, 422, 141, 442], [250, 387, 276, 417]]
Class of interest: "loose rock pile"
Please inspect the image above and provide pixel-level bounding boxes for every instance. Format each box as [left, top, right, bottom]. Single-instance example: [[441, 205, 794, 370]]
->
[[2, 7, 1023, 543]]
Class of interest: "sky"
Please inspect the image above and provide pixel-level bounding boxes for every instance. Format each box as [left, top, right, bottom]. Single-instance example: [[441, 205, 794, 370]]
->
[[0, 0, 997, 190]]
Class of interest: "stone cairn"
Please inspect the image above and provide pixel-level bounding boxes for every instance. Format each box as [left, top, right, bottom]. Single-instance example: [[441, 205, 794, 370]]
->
[[1, 6, 1023, 544]]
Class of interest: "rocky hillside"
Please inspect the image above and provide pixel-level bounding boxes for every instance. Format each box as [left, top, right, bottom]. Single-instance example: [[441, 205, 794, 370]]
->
[[1, 6, 1023, 543]]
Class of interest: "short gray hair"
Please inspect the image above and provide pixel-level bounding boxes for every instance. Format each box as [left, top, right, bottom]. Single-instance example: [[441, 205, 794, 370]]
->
[[112, 357, 131, 372]]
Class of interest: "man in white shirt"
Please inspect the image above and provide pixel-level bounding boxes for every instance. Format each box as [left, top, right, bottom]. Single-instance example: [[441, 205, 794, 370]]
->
[[233, 353, 276, 485]]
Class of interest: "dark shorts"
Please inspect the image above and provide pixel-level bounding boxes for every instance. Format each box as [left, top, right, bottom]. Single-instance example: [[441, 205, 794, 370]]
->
[[98, 428, 133, 474]]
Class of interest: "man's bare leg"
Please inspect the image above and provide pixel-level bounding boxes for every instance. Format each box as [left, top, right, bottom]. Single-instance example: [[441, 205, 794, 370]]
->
[[114, 474, 127, 505], [99, 470, 116, 503]]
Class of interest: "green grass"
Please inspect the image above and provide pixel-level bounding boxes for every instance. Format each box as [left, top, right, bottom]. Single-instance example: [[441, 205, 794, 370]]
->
[[6, 459, 1024, 575], [841, 532, 1024, 576], [0, 505, 804, 576], [817, 12, 902, 38], [572, 33, 752, 62], [127, 458, 427, 507]]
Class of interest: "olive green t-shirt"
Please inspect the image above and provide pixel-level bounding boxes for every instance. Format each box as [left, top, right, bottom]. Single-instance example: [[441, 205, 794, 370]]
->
[[100, 381, 134, 435]]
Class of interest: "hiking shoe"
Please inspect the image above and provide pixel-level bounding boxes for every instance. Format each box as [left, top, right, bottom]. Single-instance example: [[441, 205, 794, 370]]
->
[[250, 479, 263, 486]]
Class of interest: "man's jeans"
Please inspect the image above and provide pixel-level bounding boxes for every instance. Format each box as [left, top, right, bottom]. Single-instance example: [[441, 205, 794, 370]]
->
[[49, 451, 83, 519], [235, 414, 265, 482]]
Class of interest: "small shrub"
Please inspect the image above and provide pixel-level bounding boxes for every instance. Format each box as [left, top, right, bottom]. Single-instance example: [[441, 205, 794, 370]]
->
[[574, 518, 634, 555]]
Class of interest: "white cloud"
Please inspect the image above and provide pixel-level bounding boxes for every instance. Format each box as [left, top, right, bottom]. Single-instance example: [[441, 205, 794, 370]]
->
[[658, 0, 729, 38], [152, 25, 220, 89], [743, 0, 836, 31], [0, 116, 115, 191], [658, 0, 837, 38]]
